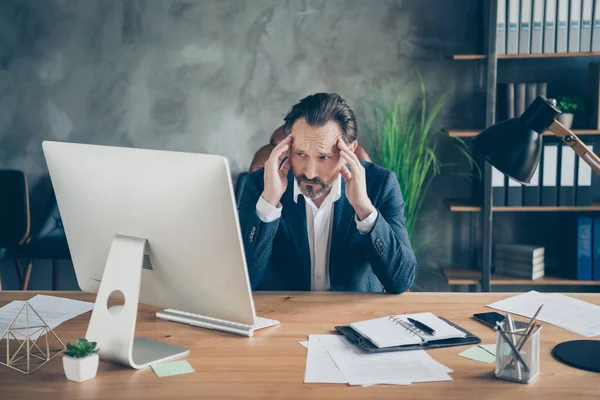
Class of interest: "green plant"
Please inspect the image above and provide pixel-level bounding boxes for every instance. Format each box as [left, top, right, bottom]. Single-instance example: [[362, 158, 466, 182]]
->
[[65, 338, 99, 358], [556, 95, 585, 114], [364, 70, 479, 246]]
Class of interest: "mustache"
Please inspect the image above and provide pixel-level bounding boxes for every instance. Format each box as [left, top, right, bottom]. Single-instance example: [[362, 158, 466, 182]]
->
[[298, 175, 324, 185]]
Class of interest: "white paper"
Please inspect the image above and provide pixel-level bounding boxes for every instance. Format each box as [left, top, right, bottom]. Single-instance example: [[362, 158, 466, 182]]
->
[[487, 291, 600, 337], [299, 341, 308, 349], [318, 335, 452, 385], [349, 312, 465, 348], [304, 335, 347, 383], [479, 344, 497, 356], [0, 295, 94, 340]]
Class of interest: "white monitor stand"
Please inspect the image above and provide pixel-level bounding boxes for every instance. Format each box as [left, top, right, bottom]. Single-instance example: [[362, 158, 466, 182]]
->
[[85, 235, 189, 369]]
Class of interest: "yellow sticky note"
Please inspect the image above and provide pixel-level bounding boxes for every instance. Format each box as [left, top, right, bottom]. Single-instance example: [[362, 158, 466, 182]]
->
[[458, 346, 496, 364], [151, 360, 195, 378]]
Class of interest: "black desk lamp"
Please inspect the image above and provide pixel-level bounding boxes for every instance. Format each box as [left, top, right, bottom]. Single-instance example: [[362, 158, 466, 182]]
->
[[473, 95, 600, 373]]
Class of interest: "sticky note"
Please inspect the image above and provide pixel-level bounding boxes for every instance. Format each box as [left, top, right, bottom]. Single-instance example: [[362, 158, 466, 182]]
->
[[479, 344, 497, 356], [151, 360, 195, 378], [299, 341, 308, 349], [458, 346, 496, 364]]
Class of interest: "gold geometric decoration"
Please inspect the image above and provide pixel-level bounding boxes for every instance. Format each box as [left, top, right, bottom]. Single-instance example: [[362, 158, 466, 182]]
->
[[0, 302, 66, 374]]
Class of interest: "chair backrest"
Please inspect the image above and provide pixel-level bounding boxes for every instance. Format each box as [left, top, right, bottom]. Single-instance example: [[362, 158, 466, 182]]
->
[[0, 170, 30, 246]]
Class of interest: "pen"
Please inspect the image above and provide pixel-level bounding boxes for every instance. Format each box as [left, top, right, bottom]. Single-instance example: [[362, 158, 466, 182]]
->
[[407, 318, 436, 335]]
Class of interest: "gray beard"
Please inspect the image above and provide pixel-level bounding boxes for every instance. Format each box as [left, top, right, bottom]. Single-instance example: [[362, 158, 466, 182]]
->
[[296, 177, 335, 199]]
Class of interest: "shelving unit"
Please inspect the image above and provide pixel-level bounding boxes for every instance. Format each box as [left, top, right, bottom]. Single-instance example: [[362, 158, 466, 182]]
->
[[451, 52, 600, 60], [446, 129, 600, 138], [443, 267, 600, 287], [444, 1, 600, 292]]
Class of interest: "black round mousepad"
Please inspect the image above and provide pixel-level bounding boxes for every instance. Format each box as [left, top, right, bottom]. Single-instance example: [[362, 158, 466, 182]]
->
[[552, 340, 600, 373]]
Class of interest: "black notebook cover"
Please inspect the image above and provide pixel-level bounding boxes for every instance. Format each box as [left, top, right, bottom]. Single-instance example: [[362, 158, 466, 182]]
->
[[335, 317, 481, 353]]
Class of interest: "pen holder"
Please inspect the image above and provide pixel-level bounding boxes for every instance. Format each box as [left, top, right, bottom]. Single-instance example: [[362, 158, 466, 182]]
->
[[494, 323, 541, 384]]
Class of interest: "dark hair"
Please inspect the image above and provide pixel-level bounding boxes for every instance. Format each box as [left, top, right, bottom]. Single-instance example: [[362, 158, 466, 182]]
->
[[283, 93, 357, 144]]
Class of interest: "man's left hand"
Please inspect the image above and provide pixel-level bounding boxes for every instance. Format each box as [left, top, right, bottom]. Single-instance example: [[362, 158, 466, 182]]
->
[[338, 138, 375, 221]]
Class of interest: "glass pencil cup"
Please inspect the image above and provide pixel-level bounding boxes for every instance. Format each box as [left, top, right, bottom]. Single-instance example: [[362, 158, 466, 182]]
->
[[494, 323, 541, 384]]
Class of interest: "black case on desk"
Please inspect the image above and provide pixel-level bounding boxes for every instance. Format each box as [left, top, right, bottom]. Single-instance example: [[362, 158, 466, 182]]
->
[[335, 317, 481, 353]]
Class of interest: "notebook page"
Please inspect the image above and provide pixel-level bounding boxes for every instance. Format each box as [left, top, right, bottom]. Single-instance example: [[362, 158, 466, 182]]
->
[[349, 312, 465, 348], [350, 317, 421, 348], [392, 313, 467, 341]]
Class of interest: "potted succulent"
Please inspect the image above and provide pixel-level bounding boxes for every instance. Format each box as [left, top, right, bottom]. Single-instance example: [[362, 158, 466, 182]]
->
[[555, 95, 585, 129], [63, 338, 99, 382]]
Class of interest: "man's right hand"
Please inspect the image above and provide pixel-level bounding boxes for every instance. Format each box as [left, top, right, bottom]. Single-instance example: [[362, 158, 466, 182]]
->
[[261, 134, 293, 207]]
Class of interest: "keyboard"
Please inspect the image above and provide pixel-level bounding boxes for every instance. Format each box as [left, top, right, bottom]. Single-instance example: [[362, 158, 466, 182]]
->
[[159, 308, 280, 332]]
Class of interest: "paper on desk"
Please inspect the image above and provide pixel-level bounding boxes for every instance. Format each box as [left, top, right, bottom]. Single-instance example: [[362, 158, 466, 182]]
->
[[318, 335, 452, 385], [0, 295, 94, 340], [304, 335, 347, 383], [479, 344, 496, 356], [458, 346, 496, 364], [151, 360, 195, 378], [487, 291, 600, 337], [299, 341, 308, 349]]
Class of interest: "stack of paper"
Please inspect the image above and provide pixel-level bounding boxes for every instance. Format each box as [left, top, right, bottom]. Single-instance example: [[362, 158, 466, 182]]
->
[[487, 290, 600, 337], [304, 334, 453, 386], [0, 295, 95, 340]]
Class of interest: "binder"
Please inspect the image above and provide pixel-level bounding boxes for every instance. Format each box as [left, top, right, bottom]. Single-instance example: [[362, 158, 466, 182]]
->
[[507, 0, 520, 54], [576, 144, 594, 205], [508, 177, 523, 206], [581, 0, 594, 51], [593, 0, 600, 51], [559, 144, 576, 206], [593, 218, 600, 280], [544, 0, 558, 53], [537, 81, 548, 97], [493, 167, 507, 206], [526, 82, 537, 107], [531, 0, 545, 53], [507, 82, 516, 119], [541, 144, 558, 206], [524, 164, 541, 205], [590, 63, 600, 129], [520, 0, 533, 53], [335, 318, 481, 354], [498, 0, 507, 54], [569, 0, 583, 52], [515, 83, 527, 116], [556, 0, 569, 53], [577, 216, 593, 280]]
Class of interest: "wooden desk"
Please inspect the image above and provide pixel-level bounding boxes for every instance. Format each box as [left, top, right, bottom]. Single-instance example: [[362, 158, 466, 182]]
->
[[1, 292, 599, 400]]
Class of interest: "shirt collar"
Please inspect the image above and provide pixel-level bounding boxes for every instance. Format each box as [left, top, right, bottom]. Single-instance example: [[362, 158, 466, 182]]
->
[[293, 174, 342, 206]]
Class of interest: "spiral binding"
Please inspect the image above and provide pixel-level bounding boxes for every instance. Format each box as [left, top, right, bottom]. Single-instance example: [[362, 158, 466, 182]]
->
[[389, 316, 428, 341]]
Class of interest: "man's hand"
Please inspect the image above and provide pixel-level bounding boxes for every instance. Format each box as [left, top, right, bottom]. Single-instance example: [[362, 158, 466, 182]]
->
[[338, 138, 375, 221], [262, 134, 293, 207]]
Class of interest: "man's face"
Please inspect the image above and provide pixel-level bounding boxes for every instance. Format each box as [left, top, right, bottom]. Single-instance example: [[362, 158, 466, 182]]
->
[[289, 118, 356, 199]]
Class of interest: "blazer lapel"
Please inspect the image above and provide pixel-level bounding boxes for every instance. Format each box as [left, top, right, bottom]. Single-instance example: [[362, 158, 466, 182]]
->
[[328, 178, 355, 290], [281, 177, 311, 288]]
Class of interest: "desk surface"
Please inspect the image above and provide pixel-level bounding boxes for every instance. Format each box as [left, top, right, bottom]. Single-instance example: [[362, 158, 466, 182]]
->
[[1, 291, 599, 400]]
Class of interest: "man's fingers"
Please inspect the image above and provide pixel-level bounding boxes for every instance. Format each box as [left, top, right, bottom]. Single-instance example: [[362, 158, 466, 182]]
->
[[340, 151, 359, 171], [337, 138, 360, 164], [279, 158, 291, 175], [340, 164, 352, 181]]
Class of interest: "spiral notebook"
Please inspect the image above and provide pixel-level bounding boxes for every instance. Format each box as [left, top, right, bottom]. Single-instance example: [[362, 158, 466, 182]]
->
[[348, 312, 467, 348]]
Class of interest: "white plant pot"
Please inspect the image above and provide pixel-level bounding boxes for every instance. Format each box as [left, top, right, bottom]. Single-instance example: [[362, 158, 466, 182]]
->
[[63, 354, 99, 383], [557, 113, 574, 129]]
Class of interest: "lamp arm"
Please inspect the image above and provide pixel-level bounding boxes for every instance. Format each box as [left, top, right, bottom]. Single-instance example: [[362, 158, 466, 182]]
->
[[548, 120, 600, 176]]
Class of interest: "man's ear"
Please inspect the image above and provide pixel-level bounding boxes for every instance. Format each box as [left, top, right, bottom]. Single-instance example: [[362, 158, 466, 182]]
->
[[349, 141, 358, 153]]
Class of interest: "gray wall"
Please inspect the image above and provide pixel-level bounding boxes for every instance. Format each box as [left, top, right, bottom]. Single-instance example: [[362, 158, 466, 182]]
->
[[0, 0, 484, 290]]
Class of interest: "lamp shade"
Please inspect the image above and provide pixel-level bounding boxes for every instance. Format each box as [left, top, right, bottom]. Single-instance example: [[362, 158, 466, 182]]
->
[[472, 96, 561, 184]]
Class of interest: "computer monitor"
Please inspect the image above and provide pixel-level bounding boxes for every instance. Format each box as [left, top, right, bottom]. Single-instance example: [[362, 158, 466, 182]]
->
[[42, 141, 272, 368]]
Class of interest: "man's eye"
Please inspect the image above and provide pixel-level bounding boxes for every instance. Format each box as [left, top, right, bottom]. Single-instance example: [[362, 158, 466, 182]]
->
[[320, 156, 331, 160], [297, 153, 306, 157]]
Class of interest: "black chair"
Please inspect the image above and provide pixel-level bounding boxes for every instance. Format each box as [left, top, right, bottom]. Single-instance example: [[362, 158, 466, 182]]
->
[[235, 172, 249, 207], [0, 170, 31, 290], [10, 191, 70, 290]]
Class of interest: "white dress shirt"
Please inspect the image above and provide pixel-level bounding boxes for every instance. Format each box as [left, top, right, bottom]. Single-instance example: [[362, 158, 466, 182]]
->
[[256, 175, 378, 291]]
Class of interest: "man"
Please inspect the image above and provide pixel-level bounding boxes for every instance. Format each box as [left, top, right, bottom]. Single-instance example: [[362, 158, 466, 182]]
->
[[238, 93, 417, 293]]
